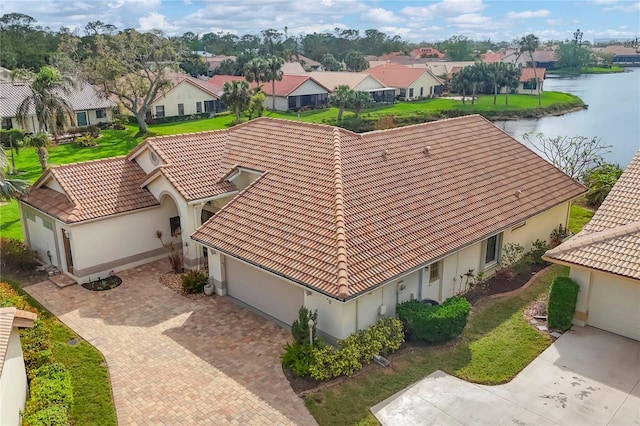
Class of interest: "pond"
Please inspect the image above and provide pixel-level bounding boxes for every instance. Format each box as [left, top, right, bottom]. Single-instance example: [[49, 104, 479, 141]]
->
[[495, 69, 640, 167]]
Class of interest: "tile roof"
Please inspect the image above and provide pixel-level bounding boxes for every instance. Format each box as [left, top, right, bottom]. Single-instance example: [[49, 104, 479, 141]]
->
[[520, 67, 546, 83], [21, 157, 159, 223], [307, 71, 386, 92], [208, 74, 329, 97], [191, 116, 585, 299], [0, 81, 115, 118], [545, 150, 640, 280], [161, 72, 222, 100], [0, 307, 36, 376], [365, 63, 435, 88], [481, 52, 503, 63]]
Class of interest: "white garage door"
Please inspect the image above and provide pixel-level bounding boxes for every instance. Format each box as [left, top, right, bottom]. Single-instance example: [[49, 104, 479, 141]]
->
[[588, 275, 640, 341], [225, 257, 304, 326]]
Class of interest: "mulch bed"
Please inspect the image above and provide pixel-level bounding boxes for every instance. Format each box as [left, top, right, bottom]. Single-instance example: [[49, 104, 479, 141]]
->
[[81, 275, 122, 291], [464, 263, 548, 306], [159, 272, 207, 300]]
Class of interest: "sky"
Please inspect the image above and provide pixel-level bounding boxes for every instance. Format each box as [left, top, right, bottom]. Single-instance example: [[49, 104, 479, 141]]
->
[[1, 0, 639, 43]]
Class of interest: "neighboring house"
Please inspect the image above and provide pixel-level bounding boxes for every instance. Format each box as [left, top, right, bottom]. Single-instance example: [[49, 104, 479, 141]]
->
[[209, 74, 330, 111], [0, 307, 37, 426], [515, 67, 546, 94], [307, 71, 396, 103], [20, 116, 585, 342], [422, 61, 475, 78], [281, 62, 307, 74], [410, 47, 446, 59], [296, 54, 322, 71], [149, 72, 224, 120], [204, 55, 236, 74], [481, 52, 503, 63], [544, 150, 640, 341], [0, 81, 115, 133], [503, 49, 557, 69], [592, 45, 640, 65], [366, 63, 444, 99]]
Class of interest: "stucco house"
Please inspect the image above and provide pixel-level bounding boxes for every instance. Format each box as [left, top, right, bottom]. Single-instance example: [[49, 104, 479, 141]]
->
[[19, 116, 584, 342], [0, 307, 37, 426], [515, 67, 546, 95], [307, 71, 396, 103], [0, 81, 116, 132], [148, 72, 225, 121], [365, 63, 444, 100], [209, 74, 330, 111], [544, 150, 640, 341]]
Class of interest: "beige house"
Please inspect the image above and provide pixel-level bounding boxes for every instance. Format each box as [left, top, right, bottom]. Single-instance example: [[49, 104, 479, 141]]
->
[[0, 81, 115, 132], [515, 67, 546, 95], [0, 307, 37, 426], [545, 150, 640, 341], [20, 116, 584, 341], [148, 73, 224, 120], [365, 63, 444, 100], [307, 71, 396, 103]]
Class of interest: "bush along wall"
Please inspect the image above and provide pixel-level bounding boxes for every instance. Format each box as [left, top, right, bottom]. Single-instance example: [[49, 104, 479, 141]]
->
[[396, 297, 471, 343], [547, 276, 580, 331]]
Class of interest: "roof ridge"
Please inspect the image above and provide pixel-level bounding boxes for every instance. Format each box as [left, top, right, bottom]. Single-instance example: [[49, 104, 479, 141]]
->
[[331, 127, 349, 298], [547, 221, 640, 256]]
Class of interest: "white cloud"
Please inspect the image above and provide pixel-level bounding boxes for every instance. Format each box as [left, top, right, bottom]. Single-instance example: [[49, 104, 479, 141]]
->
[[400, 0, 486, 19], [183, 0, 192, 4], [546, 19, 565, 26], [604, 2, 640, 12], [138, 12, 179, 33], [505, 10, 551, 19], [362, 7, 401, 24], [445, 13, 493, 29], [591, 0, 617, 4]]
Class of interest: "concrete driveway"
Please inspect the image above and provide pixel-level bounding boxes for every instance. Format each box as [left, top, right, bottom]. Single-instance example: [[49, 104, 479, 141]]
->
[[372, 326, 640, 425], [25, 260, 316, 426]]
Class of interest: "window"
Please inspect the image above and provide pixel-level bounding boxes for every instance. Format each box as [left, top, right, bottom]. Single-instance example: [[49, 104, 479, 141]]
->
[[429, 261, 440, 282], [409, 88, 414, 98], [196, 102, 202, 113], [155, 105, 165, 118], [420, 87, 424, 97], [399, 88, 407, 98], [169, 216, 181, 236], [484, 233, 502, 265], [178, 103, 184, 116], [26, 210, 35, 222], [76, 111, 88, 126], [2, 117, 13, 129], [523, 79, 538, 90], [96, 109, 106, 119], [204, 100, 215, 113]]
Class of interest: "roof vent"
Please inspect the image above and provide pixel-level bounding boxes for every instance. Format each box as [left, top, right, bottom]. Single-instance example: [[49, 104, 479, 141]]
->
[[515, 190, 522, 199], [423, 145, 432, 154], [381, 149, 388, 158]]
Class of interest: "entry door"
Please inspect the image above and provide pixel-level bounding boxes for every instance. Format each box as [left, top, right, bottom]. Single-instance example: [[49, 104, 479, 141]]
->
[[422, 264, 441, 301], [76, 111, 88, 127], [62, 231, 74, 274]]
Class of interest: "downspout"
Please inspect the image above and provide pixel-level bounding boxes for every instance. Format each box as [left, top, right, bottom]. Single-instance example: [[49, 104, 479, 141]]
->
[[355, 298, 358, 331], [418, 268, 423, 300]]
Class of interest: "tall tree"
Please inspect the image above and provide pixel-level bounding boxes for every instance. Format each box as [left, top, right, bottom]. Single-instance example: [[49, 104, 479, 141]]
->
[[221, 80, 251, 124], [84, 29, 185, 134], [244, 57, 268, 85], [439, 35, 474, 61], [24, 132, 51, 172], [344, 51, 369, 72], [15, 66, 75, 135], [503, 64, 521, 105], [321, 54, 342, 71], [247, 89, 266, 120], [329, 85, 353, 122], [451, 67, 472, 103], [556, 29, 593, 71], [467, 63, 486, 105], [518, 34, 541, 106], [0, 149, 28, 200], [264, 55, 284, 111], [0, 129, 25, 174], [349, 91, 373, 119]]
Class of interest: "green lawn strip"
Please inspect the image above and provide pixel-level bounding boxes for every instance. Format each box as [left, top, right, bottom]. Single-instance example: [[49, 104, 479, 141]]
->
[[0, 200, 22, 240], [568, 204, 595, 234], [49, 321, 117, 426], [549, 66, 625, 75], [305, 265, 568, 425]]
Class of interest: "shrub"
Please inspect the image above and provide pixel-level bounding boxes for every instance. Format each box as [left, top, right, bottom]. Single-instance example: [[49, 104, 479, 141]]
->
[[548, 276, 580, 331], [22, 404, 69, 426], [528, 239, 549, 265], [181, 270, 208, 294], [23, 363, 73, 425], [74, 134, 97, 147], [550, 224, 570, 247], [291, 306, 318, 345], [0, 282, 37, 312], [396, 297, 471, 343], [0, 237, 40, 271], [309, 317, 404, 380], [281, 342, 316, 377], [582, 163, 623, 207], [21, 318, 53, 373], [495, 243, 525, 281]]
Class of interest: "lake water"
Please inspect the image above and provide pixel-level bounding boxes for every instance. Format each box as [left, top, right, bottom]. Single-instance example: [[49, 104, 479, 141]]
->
[[495, 69, 640, 168]]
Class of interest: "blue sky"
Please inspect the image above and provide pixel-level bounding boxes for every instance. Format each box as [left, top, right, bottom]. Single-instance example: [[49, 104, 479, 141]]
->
[[1, 0, 639, 42]]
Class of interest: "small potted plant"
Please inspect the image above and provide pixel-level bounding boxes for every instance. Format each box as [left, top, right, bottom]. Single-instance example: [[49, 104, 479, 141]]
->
[[204, 278, 215, 296]]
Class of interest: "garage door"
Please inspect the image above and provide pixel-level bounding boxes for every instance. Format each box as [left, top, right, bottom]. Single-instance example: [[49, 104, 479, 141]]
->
[[225, 257, 304, 326], [588, 275, 640, 341]]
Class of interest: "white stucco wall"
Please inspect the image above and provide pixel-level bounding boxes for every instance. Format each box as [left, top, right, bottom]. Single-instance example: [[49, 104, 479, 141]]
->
[[355, 76, 385, 91], [151, 82, 219, 117], [265, 96, 290, 112], [22, 205, 59, 268], [0, 329, 28, 426], [289, 80, 329, 97], [503, 202, 570, 251], [406, 72, 442, 100]]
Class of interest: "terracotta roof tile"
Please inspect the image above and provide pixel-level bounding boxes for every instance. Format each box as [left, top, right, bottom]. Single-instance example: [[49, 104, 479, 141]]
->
[[545, 150, 640, 280], [208, 74, 329, 96], [519, 67, 546, 83], [0, 308, 36, 376], [365, 63, 432, 88], [21, 157, 159, 223]]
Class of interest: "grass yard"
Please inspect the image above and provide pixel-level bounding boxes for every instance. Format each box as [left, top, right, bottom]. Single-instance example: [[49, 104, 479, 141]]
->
[[568, 204, 595, 234], [549, 66, 625, 75], [305, 265, 568, 425]]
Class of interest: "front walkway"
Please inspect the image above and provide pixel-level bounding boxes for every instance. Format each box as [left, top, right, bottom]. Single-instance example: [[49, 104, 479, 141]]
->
[[25, 260, 316, 425]]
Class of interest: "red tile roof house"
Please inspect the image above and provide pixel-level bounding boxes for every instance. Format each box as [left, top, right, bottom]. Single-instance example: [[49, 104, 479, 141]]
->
[[208, 74, 330, 112], [515, 67, 547, 95], [19, 116, 584, 341], [544, 149, 640, 341], [365, 63, 445, 100], [0, 81, 116, 133]]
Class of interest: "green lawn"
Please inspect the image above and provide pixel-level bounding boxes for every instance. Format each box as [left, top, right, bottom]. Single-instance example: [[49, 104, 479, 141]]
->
[[549, 65, 625, 75], [568, 204, 595, 234], [1, 278, 117, 426], [306, 265, 568, 425]]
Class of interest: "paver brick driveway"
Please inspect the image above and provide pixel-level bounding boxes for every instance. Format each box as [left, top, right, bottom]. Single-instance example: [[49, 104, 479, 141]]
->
[[25, 260, 317, 426]]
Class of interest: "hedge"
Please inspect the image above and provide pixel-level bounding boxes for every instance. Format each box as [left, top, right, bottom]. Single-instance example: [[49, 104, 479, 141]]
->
[[548, 276, 580, 331], [396, 297, 471, 343], [309, 317, 404, 380], [22, 363, 73, 426]]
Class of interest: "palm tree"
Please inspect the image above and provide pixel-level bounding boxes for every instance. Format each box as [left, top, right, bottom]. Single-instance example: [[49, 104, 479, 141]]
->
[[0, 129, 25, 175], [221, 80, 251, 124], [468, 63, 486, 105], [329, 85, 353, 122], [503, 65, 521, 106], [264, 55, 284, 111], [451, 68, 471, 103], [518, 34, 541, 106], [0, 149, 28, 201], [15, 66, 75, 135], [350, 91, 373, 119], [25, 132, 52, 172], [244, 57, 268, 85]]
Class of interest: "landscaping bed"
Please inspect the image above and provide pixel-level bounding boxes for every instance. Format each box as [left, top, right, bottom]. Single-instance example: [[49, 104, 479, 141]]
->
[[159, 272, 207, 300], [82, 275, 122, 291], [464, 262, 548, 305]]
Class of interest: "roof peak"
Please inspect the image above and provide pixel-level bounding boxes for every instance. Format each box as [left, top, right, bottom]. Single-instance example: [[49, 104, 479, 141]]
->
[[331, 127, 349, 298]]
